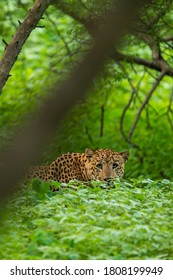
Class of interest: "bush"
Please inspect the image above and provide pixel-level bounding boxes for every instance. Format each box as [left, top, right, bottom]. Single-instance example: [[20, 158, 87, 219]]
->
[[0, 178, 173, 260]]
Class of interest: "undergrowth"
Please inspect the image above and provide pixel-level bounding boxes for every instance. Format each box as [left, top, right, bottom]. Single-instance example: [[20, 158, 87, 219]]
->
[[0, 178, 173, 260]]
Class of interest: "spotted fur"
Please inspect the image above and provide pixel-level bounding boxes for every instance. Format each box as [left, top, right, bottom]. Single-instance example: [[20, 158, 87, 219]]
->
[[27, 148, 130, 183]]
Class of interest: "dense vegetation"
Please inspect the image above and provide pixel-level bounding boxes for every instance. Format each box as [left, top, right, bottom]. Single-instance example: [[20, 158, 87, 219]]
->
[[1, 178, 173, 260], [0, 0, 172, 260]]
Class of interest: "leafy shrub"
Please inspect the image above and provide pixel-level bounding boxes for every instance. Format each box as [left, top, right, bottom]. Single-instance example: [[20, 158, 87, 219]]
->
[[0, 178, 173, 260]]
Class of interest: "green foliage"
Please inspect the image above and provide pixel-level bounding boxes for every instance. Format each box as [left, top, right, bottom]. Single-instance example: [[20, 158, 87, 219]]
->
[[0, 0, 173, 179], [0, 179, 173, 260]]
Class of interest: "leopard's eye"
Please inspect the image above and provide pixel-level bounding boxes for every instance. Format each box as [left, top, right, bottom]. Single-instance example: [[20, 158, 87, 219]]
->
[[96, 163, 103, 169], [113, 163, 118, 169]]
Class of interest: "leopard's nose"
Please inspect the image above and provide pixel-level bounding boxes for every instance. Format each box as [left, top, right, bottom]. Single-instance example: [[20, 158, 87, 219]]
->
[[103, 177, 113, 182]]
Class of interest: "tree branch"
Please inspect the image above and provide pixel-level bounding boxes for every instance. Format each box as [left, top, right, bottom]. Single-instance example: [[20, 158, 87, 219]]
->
[[128, 70, 166, 141], [0, 0, 51, 93], [119, 63, 145, 148], [111, 50, 173, 77]]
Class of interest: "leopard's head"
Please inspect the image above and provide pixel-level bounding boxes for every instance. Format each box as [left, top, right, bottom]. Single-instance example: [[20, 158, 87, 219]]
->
[[85, 148, 130, 181]]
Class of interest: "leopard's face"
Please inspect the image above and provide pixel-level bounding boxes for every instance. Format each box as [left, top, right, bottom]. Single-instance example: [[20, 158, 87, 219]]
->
[[85, 149, 130, 181]]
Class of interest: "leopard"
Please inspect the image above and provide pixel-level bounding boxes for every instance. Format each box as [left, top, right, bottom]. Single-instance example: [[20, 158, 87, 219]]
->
[[27, 148, 130, 183]]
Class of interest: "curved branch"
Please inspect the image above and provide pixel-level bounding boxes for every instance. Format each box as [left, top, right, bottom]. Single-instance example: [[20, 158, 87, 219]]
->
[[119, 64, 137, 143], [111, 50, 173, 77], [128, 70, 166, 141], [119, 63, 145, 148], [0, 0, 51, 93]]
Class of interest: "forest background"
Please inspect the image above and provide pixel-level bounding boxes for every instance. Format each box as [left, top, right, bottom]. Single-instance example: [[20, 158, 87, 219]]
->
[[0, 0, 173, 260]]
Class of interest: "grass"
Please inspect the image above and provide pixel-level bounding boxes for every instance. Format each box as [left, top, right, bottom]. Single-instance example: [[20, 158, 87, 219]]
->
[[0, 178, 173, 260]]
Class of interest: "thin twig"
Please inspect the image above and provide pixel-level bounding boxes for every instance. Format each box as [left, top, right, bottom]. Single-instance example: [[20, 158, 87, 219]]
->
[[85, 126, 94, 144], [167, 88, 173, 130], [45, 11, 75, 67], [119, 63, 137, 143], [128, 70, 166, 141], [100, 105, 104, 137], [119, 63, 145, 148], [2, 39, 8, 47]]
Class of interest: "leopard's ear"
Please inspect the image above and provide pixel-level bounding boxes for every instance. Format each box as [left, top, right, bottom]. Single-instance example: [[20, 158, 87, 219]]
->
[[120, 151, 130, 162], [85, 148, 95, 158]]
